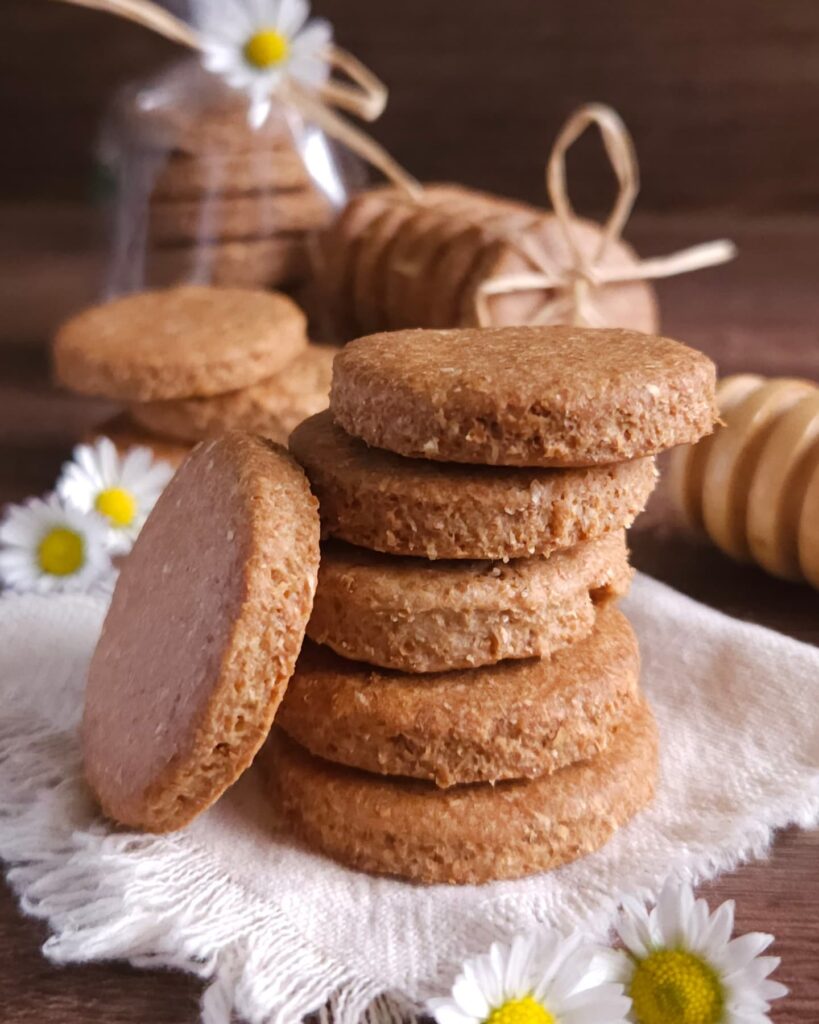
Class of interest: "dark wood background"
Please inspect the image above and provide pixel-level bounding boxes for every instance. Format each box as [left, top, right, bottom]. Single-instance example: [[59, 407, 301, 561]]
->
[[1, 2, 818, 1021], [2, 0, 818, 211]]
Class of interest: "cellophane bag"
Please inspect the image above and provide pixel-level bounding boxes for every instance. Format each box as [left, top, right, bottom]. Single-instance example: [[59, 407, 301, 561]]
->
[[97, 58, 365, 306]]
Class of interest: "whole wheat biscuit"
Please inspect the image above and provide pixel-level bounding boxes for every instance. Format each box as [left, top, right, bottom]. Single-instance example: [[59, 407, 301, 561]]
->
[[264, 696, 658, 884], [290, 411, 657, 559], [352, 204, 417, 335], [83, 413, 192, 469], [54, 285, 308, 401], [148, 236, 310, 290], [279, 605, 640, 787], [150, 189, 332, 245], [307, 532, 631, 673], [331, 326, 718, 467], [82, 432, 320, 832], [130, 345, 335, 444], [152, 149, 310, 201]]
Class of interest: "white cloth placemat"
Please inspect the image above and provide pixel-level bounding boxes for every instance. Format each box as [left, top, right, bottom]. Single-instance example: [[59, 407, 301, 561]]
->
[[1, 573, 818, 1024]]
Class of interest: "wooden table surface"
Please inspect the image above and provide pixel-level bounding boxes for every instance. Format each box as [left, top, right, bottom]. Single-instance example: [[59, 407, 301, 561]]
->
[[0, 204, 817, 1021]]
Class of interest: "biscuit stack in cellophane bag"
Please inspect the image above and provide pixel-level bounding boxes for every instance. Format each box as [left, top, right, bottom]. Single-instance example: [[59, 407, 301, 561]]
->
[[316, 105, 735, 341], [266, 324, 719, 884], [52, 285, 335, 466], [98, 59, 360, 302]]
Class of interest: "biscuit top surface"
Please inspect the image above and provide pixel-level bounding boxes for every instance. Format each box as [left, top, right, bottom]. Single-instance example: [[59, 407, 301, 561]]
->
[[330, 326, 717, 466], [82, 431, 319, 832], [54, 285, 307, 401]]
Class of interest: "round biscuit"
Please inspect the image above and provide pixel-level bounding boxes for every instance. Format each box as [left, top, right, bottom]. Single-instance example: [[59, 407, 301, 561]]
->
[[54, 285, 308, 401], [290, 411, 657, 559], [280, 605, 640, 786], [264, 695, 658, 884], [82, 432, 320, 832], [330, 326, 718, 467], [307, 532, 632, 673]]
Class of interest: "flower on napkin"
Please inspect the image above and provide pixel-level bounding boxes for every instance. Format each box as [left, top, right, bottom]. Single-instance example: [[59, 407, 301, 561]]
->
[[428, 931, 630, 1024], [0, 493, 112, 595], [193, 0, 333, 128], [606, 882, 787, 1024], [57, 437, 173, 556]]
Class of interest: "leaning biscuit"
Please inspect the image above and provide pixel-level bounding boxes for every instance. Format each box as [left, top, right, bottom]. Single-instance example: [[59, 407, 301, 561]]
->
[[130, 345, 335, 444], [330, 326, 717, 467], [307, 532, 631, 673], [290, 411, 657, 560], [54, 285, 308, 401], [264, 696, 658, 884], [82, 432, 320, 832], [279, 605, 640, 787]]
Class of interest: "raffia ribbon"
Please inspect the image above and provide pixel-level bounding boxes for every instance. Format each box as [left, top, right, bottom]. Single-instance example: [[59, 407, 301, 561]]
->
[[51, 0, 422, 198], [475, 103, 737, 327]]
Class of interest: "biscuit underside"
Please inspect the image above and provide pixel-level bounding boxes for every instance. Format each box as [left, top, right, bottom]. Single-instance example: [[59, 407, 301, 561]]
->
[[81, 434, 320, 832], [278, 605, 641, 786], [264, 696, 658, 885]]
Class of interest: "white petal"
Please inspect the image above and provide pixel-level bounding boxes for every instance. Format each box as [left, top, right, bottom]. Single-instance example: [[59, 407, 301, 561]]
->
[[656, 883, 688, 947], [452, 974, 490, 1020], [504, 935, 534, 998], [275, 0, 309, 36], [427, 999, 476, 1024], [700, 899, 735, 956], [721, 933, 774, 973]]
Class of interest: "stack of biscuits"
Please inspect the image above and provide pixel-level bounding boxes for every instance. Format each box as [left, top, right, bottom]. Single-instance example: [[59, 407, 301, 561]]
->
[[266, 325, 717, 884], [318, 185, 657, 339], [118, 91, 335, 293], [53, 285, 335, 467]]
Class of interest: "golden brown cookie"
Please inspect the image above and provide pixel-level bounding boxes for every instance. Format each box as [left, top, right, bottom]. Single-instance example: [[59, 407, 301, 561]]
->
[[54, 285, 308, 401], [290, 411, 657, 559], [353, 203, 417, 335], [279, 605, 640, 787], [148, 236, 310, 290], [83, 413, 192, 469], [152, 149, 310, 201], [264, 695, 658, 884], [307, 532, 631, 672], [331, 326, 717, 467], [460, 214, 659, 333], [83, 432, 320, 832], [149, 189, 332, 245], [130, 345, 335, 444]]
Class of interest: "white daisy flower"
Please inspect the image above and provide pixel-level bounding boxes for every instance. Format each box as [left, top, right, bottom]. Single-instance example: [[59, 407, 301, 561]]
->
[[57, 438, 174, 555], [607, 882, 788, 1024], [429, 931, 630, 1024], [192, 0, 333, 128], [0, 494, 112, 595]]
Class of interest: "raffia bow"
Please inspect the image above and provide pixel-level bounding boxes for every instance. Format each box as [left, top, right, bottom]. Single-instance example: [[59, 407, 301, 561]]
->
[[51, 0, 422, 198], [475, 103, 737, 327]]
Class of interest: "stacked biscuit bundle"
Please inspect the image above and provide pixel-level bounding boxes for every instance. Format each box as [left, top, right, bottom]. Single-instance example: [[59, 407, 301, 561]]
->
[[53, 285, 335, 467], [318, 185, 657, 339], [119, 94, 335, 293], [267, 325, 718, 884]]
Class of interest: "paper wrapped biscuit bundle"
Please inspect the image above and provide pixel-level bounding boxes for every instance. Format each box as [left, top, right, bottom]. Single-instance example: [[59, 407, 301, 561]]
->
[[670, 373, 819, 587], [77, 322, 718, 885], [53, 285, 335, 464], [317, 105, 735, 342]]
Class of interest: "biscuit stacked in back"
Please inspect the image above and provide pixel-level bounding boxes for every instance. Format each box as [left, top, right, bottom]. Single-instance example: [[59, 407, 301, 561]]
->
[[53, 286, 335, 465], [131, 102, 334, 292], [271, 325, 717, 884]]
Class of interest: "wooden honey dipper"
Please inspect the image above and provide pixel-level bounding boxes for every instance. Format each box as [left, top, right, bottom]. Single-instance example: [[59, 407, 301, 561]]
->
[[669, 374, 819, 587]]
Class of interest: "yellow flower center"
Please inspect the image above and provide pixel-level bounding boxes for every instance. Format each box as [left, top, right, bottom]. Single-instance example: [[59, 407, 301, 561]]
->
[[95, 487, 137, 528], [243, 29, 290, 69], [630, 949, 725, 1024], [485, 996, 555, 1024], [37, 528, 85, 577]]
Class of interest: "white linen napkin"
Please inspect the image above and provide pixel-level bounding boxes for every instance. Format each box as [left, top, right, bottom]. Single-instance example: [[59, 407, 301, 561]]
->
[[0, 573, 817, 1024]]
